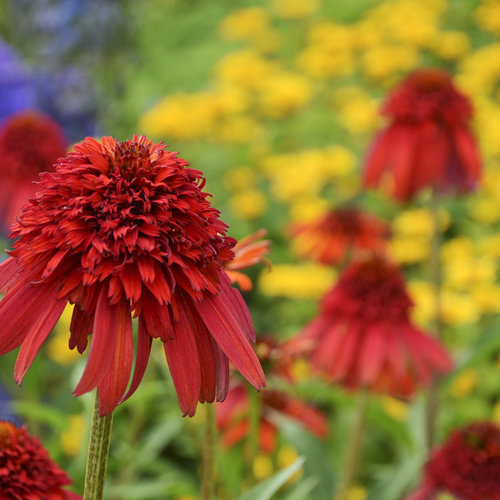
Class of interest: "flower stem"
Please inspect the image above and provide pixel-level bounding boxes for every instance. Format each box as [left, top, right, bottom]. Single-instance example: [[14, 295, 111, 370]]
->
[[335, 391, 369, 500], [248, 387, 261, 472], [201, 404, 216, 500], [84, 395, 113, 500], [426, 189, 444, 450]]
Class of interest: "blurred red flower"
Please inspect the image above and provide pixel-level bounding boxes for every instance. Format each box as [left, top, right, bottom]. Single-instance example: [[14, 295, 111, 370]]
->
[[289, 207, 389, 266], [0, 111, 67, 231], [217, 383, 328, 454], [363, 69, 481, 202], [0, 421, 81, 499], [224, 228, 271, 291], [293, 256, 452, 396], [0, 135, 265, 416], [407, 422, 500, 500], [217, 336, 328, 453]]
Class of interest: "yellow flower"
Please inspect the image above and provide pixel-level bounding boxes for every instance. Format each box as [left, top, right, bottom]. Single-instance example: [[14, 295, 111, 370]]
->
[[392, 208, 448, 238], [334, 87, 380, 134], [277, 444, 303, 484], [215, 50, 276, 91], [441, 237, 475, 261], [258, 263, 336, 300], [214, 116, 263, 143], [457, 44, 500, 96], [430, 31, 470, 60], [450, 369, 478, 398], [389, 237, 430, 264], [380, 396, 408, 421], [218, 7, 280, 52], [471, 284, 500, 313], [362, 44, 420, 81], [48, 304, 81, 365], [479, 234, 500, 259], [443, 255, 497, 290], [61, 414, 86, 456], [272, 0, 321, 19], [257, 71, 312, 118], [475, 0, 500, 35], [288, 197, 330, 223], [253, 454, 274, 480], [229, 190, 267, 220], [346, 485, 367, 500], [441, 291, 480, 326], [408, 281, 435, 325]]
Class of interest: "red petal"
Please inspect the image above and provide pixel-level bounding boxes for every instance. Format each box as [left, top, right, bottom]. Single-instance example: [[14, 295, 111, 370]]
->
[[141, 289, 174, 341], [164, 310, 201, 416], [119, 316, 153, 405], [14, 292, 67, 383], [196, 291, 265, 391], [69, 304, 93, 354], [358, 324, 388, 385], [453, 127, 481, 181], [97, 298, 134, 416], [212, 340, 230, 402], [0, 257, 20, 293], [73, 287, 120, 396]]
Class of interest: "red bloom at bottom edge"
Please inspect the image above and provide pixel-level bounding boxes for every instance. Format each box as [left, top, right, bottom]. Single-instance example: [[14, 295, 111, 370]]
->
[[0, 421, 81, 500], [406, 422, 500, 500]]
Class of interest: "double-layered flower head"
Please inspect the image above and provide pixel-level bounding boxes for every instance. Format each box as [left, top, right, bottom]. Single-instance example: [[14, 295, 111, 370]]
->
[[0, 135, 265, 416], [364, 69, 481, 202], [0, 421, 81, 499], [289, 207, 389, 266], [407, 422, 500, 500], [295, 256, 452, 396], [0, 111, 67, 231]]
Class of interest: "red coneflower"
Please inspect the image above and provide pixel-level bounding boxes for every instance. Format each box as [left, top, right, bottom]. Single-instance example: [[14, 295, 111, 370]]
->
[[407, 422, 500, 500], [0, 421, 81, 499], [217, 336, 328, 453], [224, 228, 271, 291], [0, 135, 265, 416], [0, 111, 67, 231], [217, 383, 328, 453], [289, 207, 389, 266], [363, 69, 481, 202], [294, 256, 452, 396]]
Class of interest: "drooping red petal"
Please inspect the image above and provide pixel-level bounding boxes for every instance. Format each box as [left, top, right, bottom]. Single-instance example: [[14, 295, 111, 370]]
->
[[119, 316, 153, 405], [363, 128, 394, 188], [453, 127, 481, 182], [73, 286, 119, 396], [212, 339, 230, 402], [164, 308, 202, 416], [358, 324, 388, 386], [196, 290, 265, 391], [69, 304, 93, 354], [0, 257, 21, 293], [14, 292, 67, 383], [97, 297, 134, 416]]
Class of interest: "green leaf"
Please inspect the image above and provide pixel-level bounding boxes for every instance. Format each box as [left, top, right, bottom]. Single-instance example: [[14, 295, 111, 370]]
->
[[236, 457, 305, 500]]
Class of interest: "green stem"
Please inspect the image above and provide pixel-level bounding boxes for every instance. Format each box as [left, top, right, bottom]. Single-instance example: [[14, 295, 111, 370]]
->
[[84, 395, 113, 500], [335, 391, 369, 500], [425, 189, 444, 450], [248, 387, 261, 471], [201, 404, 216, 500]]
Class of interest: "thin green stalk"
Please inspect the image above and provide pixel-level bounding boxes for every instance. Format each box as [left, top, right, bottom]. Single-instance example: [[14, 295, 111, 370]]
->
[[84, 395, 113, 500], [335, 391, 369, 500], [248, 387, 262, 472], [425, 189, 444, 450], [201, 404, 216, 500]]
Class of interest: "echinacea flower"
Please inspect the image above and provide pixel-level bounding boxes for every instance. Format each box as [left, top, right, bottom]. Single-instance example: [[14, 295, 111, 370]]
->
[[0, 110, 67, 231], [363, 69, 481, 202], [217, 336, 327, 453], [407, 422, 500, 500], [224, 229, 271, 291], [217, 383, 328, 453], [289, 207, 389, 266], [0, 421, 81, 499], [0, 135, 265, 416], [294, 256, 452, 396]]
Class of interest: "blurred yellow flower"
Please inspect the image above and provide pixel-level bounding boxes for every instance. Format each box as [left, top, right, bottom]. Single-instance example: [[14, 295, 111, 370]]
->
[[389, 237, 430, 264], [471, 284, 500, 313], [277, 444, 303, 484], [218, 7, 280, 52], [441, 291, 480, 326], [272, 0, 321, 19], [450, 369, 478, 398], [443, 255, 497, 290], [361, 44, 420, 81], [253, 454, 273, 480], [393, 208, 449, 238], [61, 414, 86, 456], [479, 234, 500, 259], [346, 485, 367, 500], [430, 31, 470, 60], [408, 281, 435, 325], [229, 190, 267, 220], [257, 71, 312, 118], [259, 263, 336, 299], [288, 197, 330, 222], [475, 0, 500, 35], [380, 395, 408, 421], [48, 304, 81, 365], [441, 237, 475, 261]]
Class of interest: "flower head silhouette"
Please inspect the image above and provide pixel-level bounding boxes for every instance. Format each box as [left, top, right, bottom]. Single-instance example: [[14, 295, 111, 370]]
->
[[0, 135, 265, 416]]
